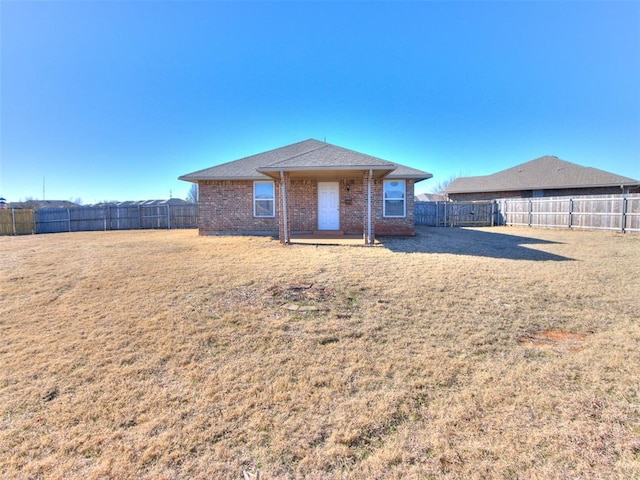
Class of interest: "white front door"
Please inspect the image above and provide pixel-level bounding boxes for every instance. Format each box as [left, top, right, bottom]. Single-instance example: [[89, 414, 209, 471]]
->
[[318, 182, 340, 230]]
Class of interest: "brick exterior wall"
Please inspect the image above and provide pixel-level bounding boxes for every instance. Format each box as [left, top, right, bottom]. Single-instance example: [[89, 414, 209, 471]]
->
[[342, 178, 365, 235], [287, 179, 317, 232], [369, 178, 416, 236], [198, 180, 278, 235], [198, 176, 417, 238]]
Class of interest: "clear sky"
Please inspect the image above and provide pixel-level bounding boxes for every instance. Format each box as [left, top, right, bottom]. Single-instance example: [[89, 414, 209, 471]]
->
[[1, 1, 639, 203]]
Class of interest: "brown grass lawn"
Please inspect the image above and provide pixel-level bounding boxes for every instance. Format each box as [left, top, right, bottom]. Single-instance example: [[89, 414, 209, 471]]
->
[[1, 227, 639, 479]]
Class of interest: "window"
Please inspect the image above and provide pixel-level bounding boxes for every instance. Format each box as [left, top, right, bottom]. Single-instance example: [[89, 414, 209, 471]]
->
[[254, 181, 275, 217], [383, 180, 406, 217]]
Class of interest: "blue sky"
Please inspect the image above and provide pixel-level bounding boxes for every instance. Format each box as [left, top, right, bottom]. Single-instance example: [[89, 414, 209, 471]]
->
[[1, 1, 639, 203]]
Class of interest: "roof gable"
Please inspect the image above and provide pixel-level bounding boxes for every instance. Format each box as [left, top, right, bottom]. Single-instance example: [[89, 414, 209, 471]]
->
[[446, 156, 639, 194], [180, 139, 432, 182], [259, 143, 396, 170]]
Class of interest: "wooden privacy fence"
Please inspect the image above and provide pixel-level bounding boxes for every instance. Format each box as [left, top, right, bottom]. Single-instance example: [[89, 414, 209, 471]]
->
[[415, 194, 639, 233], [414, 201, 497, 227], [0, 209, 35, 235], [497, 194, 640, 233], [0, 204, 198, 235]]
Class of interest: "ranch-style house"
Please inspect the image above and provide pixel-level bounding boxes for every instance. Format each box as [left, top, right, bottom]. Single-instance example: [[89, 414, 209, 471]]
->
[[179, 139, 432, 244], [445, 155, 640, 201]]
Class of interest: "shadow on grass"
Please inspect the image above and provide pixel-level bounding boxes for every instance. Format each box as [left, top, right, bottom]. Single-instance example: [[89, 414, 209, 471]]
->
[[379, 226, 573, 261]]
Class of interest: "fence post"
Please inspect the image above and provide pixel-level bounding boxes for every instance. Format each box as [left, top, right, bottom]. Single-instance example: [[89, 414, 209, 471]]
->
[[138, 205, 142, 229], [491, 201, 495, 227], [68, 208, 72, 232], [528, 199, 532, 227], [568, 198, 573, 229], [503, 200, 507, 226], [621, 196, 627, 233], [11, 208, 16, 235], [167, 205, 171, 230]]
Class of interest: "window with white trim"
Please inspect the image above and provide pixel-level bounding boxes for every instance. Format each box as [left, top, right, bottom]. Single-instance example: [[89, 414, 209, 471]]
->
[[383, 180, 406, 217], [254, 181, 275, 217]]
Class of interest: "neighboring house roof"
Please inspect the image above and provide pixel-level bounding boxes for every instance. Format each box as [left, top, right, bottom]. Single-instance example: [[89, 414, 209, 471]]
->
[[179, 139, 432, 182], [8, 200, 80, 210], [127, 198, 192, 206], [87, 199, 194, 207], [445, 156, 639, 194], [415, 193, 448, 202]]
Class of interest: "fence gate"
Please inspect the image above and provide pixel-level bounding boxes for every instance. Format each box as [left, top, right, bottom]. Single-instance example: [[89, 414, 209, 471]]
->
[[446, 201, 495, 226]]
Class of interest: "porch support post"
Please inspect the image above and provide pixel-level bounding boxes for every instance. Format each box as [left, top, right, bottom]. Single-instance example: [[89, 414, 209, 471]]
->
[[366, 169, 373, 245], [280, 170, 290, 244]]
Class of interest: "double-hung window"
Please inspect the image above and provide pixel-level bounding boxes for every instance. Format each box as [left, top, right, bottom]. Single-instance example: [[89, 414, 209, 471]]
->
[[383, 180, 406, 217], [254, 181, 275, 217]]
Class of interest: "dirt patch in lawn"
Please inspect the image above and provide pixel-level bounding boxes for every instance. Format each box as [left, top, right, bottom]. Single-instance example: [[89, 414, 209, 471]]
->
[[517, 330, 589, 352], [266, 282, 337, 304]]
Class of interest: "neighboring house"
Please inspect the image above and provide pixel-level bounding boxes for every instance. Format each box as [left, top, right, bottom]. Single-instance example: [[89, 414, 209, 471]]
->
[[415, 193, 448, 202], [179, 139, 432, 243], [445, 156, 640, 201]]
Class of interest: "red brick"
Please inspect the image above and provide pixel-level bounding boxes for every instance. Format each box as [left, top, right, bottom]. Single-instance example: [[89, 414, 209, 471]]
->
[[197, 177, 416, 239]]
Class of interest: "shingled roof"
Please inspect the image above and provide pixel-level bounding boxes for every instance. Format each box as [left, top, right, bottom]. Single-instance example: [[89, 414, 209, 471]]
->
[[445, 156, 639, 194], [8, 200, 81, 210], [179, 139, 432, 182]]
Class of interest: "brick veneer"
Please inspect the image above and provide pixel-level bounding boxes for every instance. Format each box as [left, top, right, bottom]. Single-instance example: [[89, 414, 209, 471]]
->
[[197, 176, 416, 238], [198, 180, 278, 235], [285, 178, 371, 235], [286, 179, 317, 233], [369, 178, 416, 236]]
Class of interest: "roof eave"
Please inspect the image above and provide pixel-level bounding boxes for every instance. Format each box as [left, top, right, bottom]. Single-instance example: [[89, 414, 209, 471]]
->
[[178, 174, 270, 182], [178, 175, 197, 183], [257, 165, 397, 180], [257, 165, 396, 173], [387, 173, 433, 181]]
